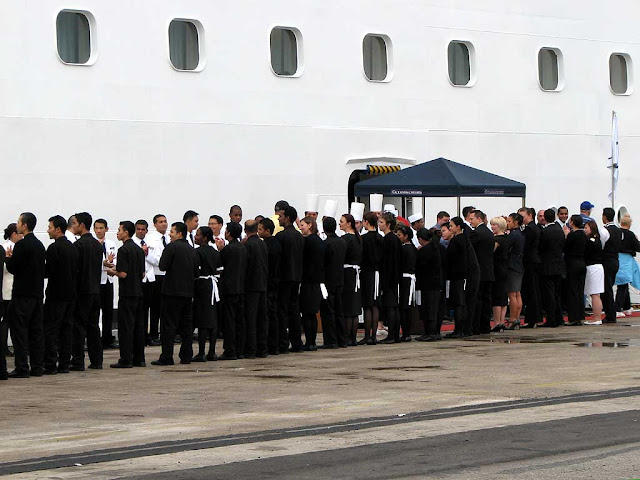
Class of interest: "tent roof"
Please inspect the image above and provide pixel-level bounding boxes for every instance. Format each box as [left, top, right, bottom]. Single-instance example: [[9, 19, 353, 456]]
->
[[354, 157, 526, 198]]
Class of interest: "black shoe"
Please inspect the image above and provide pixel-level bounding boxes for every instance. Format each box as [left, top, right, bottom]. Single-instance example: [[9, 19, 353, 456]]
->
[[268, 350, 280, 355], [603, 320, 617, 324], [445, 332, 465, 339], [69, 365, 85, 372], [191, 354, 207, 363], [30, 369, 44, 377], [151, 359, 174, 366], [132, 362, 146, 367], [218, 355, 237, 361], [290, 348, 304, 353], [103, 342, 119, 350], [319, 344, 339, 349], [379, 337, 398, 344], [338, 344, 349, 348], [424, 335, 440, 342], [279, 348, 290, 354], [180, 359, 191, 365], [110, 362, 132, 369], [57, 366, 70, 374], [401, 336, 412, 342], [237, 355, 245, 359], [149, 339, 161, 347], [566, 320, 583, 326], [539, 322, 558, 328], [43, 369, 58, 375], [8, 370, 29, 378], [244, 354, 256, 359], [302, 345, 317, 352], [88, 364, 103, 370], [206, 353, 218, 361], [521, 323, 537, 329], [491, 324, 505, 332], [506, 323, 520, 331], [256, 352, 268, 358], [357, 338, 370, 345], [174, 335, 182, 344]]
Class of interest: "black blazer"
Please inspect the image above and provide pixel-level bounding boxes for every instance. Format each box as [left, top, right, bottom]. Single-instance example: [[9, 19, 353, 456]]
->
[[505, 228, 525, 273], [602, 224, 622, 261], [244, 235, 268, 292], [277, 225, 304, 283], [302, 233, 325, 284], [159, 239, 200, 298], [380, 232, 402, 289], [361, 231, 383, 272], [196, 244, 221, 277], [446, 234, 467, 280], [6, 232, 46, 298], [74, 233, 103, 296], [416, 241, 441, 291], [220, 240, 248, 295], [45, 236, 79, 301], [563, 230, 587, 266], [620, 229, 640, 256], [470, 223, 495, 282], [538, 223, 566, 276], [522, 222, 541, 265], [324, 233, 346, 289], [263, 236, 282, 291], [117, 238, 145, 298]]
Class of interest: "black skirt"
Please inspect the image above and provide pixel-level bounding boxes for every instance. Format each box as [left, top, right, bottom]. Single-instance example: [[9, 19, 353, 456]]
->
[[193, 278, 217, 329], [299, 283, 322, 315], [342, 267, 362, 316], [398, 276, 414, 310], [360, 269, 379, 308], [380, 286, 399, 308]]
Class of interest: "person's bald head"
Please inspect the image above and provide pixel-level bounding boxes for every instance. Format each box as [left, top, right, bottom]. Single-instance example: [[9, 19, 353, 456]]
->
[[244, 219, 258, 236]]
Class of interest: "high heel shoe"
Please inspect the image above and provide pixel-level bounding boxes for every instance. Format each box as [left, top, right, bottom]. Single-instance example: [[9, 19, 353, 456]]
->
[[491, 324, 505, 333], [506, 322, 520, 330]]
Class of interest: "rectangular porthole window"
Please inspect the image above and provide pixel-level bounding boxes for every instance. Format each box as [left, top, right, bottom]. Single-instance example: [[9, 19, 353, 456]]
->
[[610, 53, 633, 95], [538, 48, 564, 92], [363, 34, 392, 82], [448, 41, 475, 87], [270, 27, 302, 77], [56, 10, 94, 65], [169, 19, 204, 71]]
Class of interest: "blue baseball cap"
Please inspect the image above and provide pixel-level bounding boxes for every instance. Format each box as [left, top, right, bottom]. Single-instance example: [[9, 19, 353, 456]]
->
[[580, 201, 595, 210]]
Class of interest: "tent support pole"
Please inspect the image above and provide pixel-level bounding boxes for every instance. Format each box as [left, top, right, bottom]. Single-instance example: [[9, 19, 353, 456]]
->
[[422, 197, 426, 220], [522, 196, 526, 209], [457, 197, 461, 216]]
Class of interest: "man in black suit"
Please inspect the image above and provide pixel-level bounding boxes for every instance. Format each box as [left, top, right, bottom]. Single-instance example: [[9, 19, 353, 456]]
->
[[601, 207, 622, 323], [152, 222, 199, 365], [538, 209, 566, 327], [518, 207, 542, 328], [71, 212, 104, 371], [218, 222, 248, 360], [469, 210, 494, 334], [243, 220, 268, 359], [5, 212, 46, 378], [320, 217, 347, 349], [276, 206, 304, 353], [258, 218, 282, 355]]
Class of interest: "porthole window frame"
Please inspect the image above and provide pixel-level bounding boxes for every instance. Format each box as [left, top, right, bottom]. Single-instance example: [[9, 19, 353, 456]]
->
[[447, 40, 476, 88], [167, 18, 206, 73], [362, 33, 394, 83], [269, 26, 304, 78], [537, 47, 565, 93], [55, 9, 98, 66], [609, 52, 633, 96]]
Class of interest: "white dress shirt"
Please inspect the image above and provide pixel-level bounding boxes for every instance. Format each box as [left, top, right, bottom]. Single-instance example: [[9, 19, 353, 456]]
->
[[98, 238, 117, 285], [147, 231, 170, 276], [65, 230, 78, 243], [186, 230, 199, 249], [2, 240, 14, 301], [133, 235, 157, 283], [411, 228, 420, 248], [211, 234, 228, 251]]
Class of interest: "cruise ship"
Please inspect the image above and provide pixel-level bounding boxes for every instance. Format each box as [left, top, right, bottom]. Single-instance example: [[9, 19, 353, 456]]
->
[[1, 1, 638, 231]]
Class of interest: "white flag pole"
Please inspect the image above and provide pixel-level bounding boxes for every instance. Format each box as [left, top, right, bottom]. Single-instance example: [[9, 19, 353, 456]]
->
[[608, 111, 619, 209]]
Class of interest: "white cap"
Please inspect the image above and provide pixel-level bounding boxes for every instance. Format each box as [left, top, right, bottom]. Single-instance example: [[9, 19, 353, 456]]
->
[[321, 199, 338, 219], [305, 194, 319, 213], [370, 194, 384, 212], [408, 213, 423, 224], [392, 210, 399, 218], [384, 204, 395, 213], [350, 202, 365, 222]]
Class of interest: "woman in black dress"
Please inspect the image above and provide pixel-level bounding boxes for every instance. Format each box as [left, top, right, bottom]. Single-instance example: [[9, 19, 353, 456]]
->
[[300, 216, 325, 350], [339, 214, 362, 346], [378, 212, 403, 344], [192, 227, 222, 362], [415, 228, 442, 342], [563, 215, 587, 325], [490, 216, 509, 331], [504, 213, 525, 330], [441, 219, 468, 337], [396, 224, 417, 341], [359, 212, 383, 345]]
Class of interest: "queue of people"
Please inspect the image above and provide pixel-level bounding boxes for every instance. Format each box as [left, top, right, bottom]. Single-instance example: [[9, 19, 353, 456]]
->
[[0, 196, 634, 380]]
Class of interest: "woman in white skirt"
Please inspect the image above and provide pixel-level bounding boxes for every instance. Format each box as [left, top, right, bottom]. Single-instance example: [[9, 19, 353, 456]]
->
[[583, 220, 604, 324]]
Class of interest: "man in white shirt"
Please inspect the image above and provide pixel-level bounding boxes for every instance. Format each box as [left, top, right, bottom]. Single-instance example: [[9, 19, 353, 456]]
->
[[65, 215, 78, 243], [94, 218, 117, 349], [133, 220, 158, 345], [556, 206, 569, 229], [183, 210, 199, 248], [147, 214, 170, 345], [208, 215, 228, 251], [408, 213, 424, 248]]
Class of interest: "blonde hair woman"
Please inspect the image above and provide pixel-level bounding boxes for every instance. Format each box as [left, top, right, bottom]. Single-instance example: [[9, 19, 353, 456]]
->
[[490, 217, 509, 331]]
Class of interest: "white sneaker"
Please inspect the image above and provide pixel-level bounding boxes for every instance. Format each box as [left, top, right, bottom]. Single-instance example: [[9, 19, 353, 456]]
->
[[616, 312, 626, 318], [624, 309, 635, 316], [584, 320, 602, 325], [376, 329, 386, 336]]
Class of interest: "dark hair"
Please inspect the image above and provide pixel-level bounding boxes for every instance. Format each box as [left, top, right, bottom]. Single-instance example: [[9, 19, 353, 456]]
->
[[274, 200, 289, 212], [254, 215, 265, 222], [380, 211, 396, 230], [244, 219, 258, 234], [230, 205, 242, 213], [283, 206, 297, 225], [450, 216, 464, 228], [135, 219, 148, 228], [396, 224, 413, 240], [120, 221, 135, 238], [429, 226, 442, 239], [437, 211, 450, 220], [152, 214, 166, 225], [473, 210, 486, 221], [558, 206, 568, 213], [226, 222, 242, 239], [74, 212, 92, 231], [183, 210, 198, 222], [462, 206, 475, 218], [301, 216, 318, 235], [603, 207, 615, 222], [417, 228, 433, 243], [544, 208, 556, 223], [341, 214, 360, 239], [441, 222, 451, 230], [259, 218, 275, 234], [323, 217, 337, 234], [198, 226, 214, 243], [209, 214, 223, 225], [363, 212, 377, 227], [570, 214, 583, 229], [94, 218, 108, 228], [18, 212, 36, 232], [585, 220, 600, 240], [172, 222, 187, 238], [3, 223, 17, 240], [48, 215, 67, 233], [508, 213, 523, 227]]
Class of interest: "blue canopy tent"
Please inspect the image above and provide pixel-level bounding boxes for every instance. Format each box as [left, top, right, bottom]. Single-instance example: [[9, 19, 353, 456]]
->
[[353, 157, 527, 215]]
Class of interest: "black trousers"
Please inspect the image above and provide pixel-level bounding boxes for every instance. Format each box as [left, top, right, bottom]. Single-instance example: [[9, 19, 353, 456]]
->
[[602, 258, 619, 323], [142, 281, 154, 341], [9, 296, 44, 374], [464, 274, 479, 336], [420, 289, 441, 336], [72, 294, 103, 368], [541, 275, 563, 326], [278, 281, 302, 351], [0, 302, 6, 375], [99, 282, 115, 346], [565, 261, 586, 322], [43, 299, 74, 371], [118, 296, 145, 365], [160, 295, 193, 363], [615, 283, 631, 311], [320, 286, 343, 347], [473, 281, 493, 334], [450, 279, 466, 334], [245, 291, 266, 357], [222, 294, 245, 357], [150, 275, 164, 339], [522, 264, 541, 325], [266, 288, 279, 354]]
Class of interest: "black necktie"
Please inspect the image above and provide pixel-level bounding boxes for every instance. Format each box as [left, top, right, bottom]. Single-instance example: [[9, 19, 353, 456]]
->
[[190, 233, 194, 246], [102, 242, 107, 257], [162, 236, 167, 247], [141, 239, 146, 247]]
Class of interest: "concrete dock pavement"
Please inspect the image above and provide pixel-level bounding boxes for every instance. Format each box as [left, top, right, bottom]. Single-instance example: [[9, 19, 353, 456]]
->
[[1, 318, 640, 478]]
